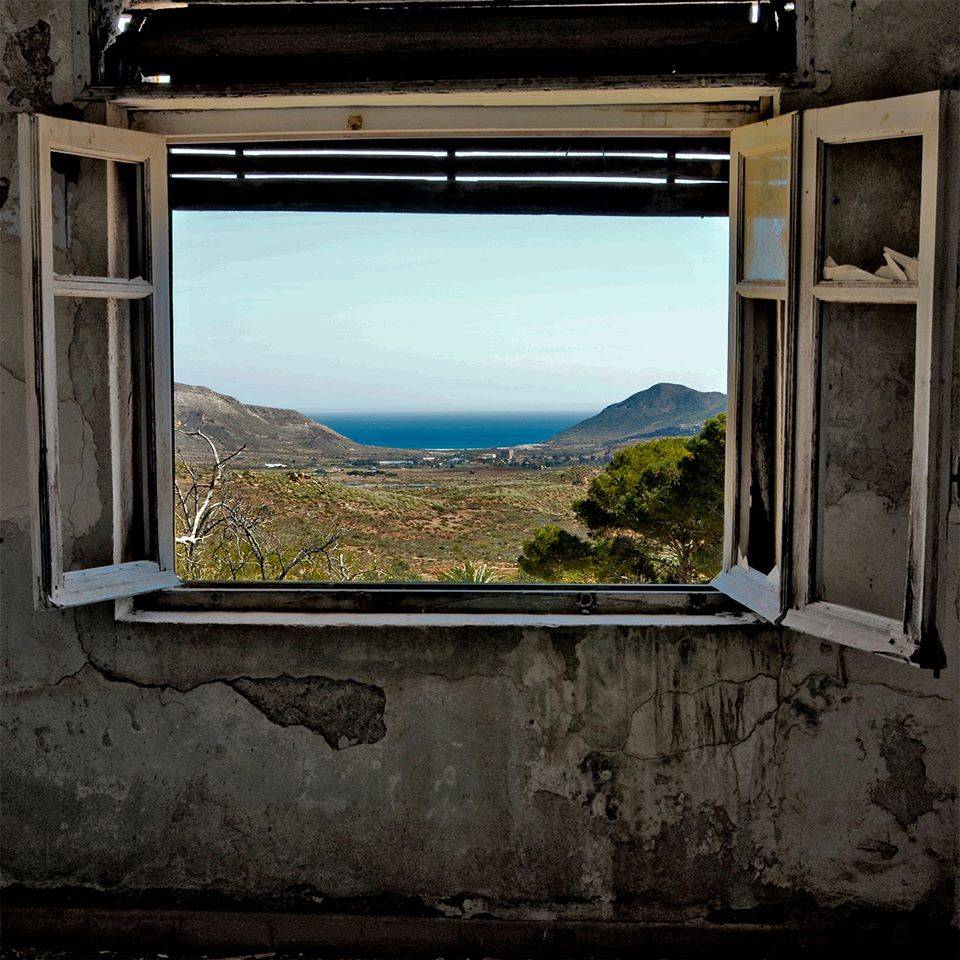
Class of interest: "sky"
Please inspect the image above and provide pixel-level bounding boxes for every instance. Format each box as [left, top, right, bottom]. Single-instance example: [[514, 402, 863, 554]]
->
[[172, 210, 728, 413]]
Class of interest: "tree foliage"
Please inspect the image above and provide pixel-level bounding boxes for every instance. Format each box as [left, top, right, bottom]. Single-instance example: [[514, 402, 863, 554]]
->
[[518, 414, 726, 583], [517, 525, 596, 581], [516, 526, 659, 583]]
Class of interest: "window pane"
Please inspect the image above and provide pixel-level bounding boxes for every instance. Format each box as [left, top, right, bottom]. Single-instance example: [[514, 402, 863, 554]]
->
[[740, 147, 789, 282], [55, 297, 125, 571], [816, 302, 915, 618], [737, 297, 781, 574], [172, 208, 730, 585], [55, 292, 153, 574], [820, 137, 921, 277], [50, 152, 145, 280]]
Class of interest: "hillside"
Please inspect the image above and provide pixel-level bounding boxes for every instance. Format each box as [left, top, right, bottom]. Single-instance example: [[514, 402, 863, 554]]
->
[[547, 382, 726, 449], [173, 383, 417, 464], [173, 381, 727, 466]]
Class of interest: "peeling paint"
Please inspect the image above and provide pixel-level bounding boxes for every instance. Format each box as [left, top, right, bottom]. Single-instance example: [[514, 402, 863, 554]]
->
[[578, 751, 620, 821], [1, 20, 56, 111], [868, 717, 941, 829], [227, 674, 386, 750]]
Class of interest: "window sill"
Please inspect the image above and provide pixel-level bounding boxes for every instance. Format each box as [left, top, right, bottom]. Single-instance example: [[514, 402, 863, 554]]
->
[[121, 608, 762, 629], [123, 583, 763, 629]]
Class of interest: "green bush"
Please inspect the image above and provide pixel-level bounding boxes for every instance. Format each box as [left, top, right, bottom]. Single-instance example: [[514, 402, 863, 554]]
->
[[436, 560, 498, 583], [518, 415, 725, 584]]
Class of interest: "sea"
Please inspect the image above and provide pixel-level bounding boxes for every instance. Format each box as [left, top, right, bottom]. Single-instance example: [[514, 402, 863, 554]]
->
[[305, 410, 596, 451]]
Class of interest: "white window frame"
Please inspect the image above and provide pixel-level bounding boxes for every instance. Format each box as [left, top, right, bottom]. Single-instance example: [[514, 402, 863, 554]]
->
[[18, 114, 176, 606], [21, 90, 771, 614], [18, 87, 955, 667], [714, 111, 799, 623], [781, 91, 956, 670]]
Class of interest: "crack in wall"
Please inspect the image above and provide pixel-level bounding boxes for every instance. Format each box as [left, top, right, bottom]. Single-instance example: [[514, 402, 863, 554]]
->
[[620, 668, 783, 754], [621, 668, 833, 763], [0, 360, 26, 385], [49, 637, 386, 750]]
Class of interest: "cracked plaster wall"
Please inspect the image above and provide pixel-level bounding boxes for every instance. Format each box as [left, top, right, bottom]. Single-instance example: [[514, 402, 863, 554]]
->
[[1, 0, 958, 930]]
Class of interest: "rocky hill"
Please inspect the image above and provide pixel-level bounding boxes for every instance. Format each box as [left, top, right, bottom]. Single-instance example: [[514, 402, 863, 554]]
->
[[547, 382, 726, 450], [173, 381, 727, 466], [173, 383, 417, 464]]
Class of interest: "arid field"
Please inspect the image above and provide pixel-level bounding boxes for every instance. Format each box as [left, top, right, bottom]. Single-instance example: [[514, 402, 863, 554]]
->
[[176, 463, 599, 582]]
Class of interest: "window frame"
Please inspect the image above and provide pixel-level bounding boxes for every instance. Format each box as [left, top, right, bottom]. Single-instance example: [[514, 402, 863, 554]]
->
[[713, 111, 799, 623], [18, 113, 177, 607], [22, 94, 769, 618], [21, 87, 952, 658], [780, 90, 956, 671], [131, 90, 770, 619]]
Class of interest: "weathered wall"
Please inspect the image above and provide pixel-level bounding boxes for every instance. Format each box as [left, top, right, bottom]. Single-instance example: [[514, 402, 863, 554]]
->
[[785, 0, 960, 110], [1, 0, 958, 935]]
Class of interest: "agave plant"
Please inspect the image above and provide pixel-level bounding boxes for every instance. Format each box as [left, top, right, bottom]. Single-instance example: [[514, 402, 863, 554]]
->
[[436, 560, 498, 584]]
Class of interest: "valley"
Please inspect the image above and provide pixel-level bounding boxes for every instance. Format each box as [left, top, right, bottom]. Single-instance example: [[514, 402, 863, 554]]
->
[[173, 381, 727, 582], [175, 380, 727, 468], [193, 464, 595, 582]]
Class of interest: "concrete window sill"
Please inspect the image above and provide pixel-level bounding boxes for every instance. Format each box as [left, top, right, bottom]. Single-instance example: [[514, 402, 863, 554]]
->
[[122, 584, 764, 628]]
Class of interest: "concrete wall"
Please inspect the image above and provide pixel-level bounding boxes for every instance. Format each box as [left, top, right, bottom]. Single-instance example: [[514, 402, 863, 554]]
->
[[2, 0, 958, 934]]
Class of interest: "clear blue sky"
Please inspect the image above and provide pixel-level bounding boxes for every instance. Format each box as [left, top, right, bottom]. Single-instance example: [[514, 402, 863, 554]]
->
[[172, 210, 728, 413]]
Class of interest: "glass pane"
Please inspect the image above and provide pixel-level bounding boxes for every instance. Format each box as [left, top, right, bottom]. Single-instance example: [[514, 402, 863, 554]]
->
[[740, 147, 789, 282], [56, 297, 116, 570], [816, 302, 915, 619], [820, 137, 921, 279], [50, 152, 145, 280], [737, 297, 781, 574], [56, 297, 142, 572]]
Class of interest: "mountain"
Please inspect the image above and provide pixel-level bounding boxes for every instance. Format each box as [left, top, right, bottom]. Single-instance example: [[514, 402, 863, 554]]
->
[[547, 382, 726, 450], [172, 381, 727, 466], [173, 383, 416, 464]]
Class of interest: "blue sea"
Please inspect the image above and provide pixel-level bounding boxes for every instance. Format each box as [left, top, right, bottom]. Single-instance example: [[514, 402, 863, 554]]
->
[[306, 411, 595, 450]]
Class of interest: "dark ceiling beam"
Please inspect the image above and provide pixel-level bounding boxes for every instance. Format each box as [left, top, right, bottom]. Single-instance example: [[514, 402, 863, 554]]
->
[[104, 1, 797, 86], [169, 179, 728, 217]]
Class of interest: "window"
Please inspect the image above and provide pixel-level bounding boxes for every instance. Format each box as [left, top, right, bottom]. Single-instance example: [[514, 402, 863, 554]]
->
[[715, 112, 798, 622], [17, 114, 176, 605], [781, 92, 956, 672], [168, 136, 729, 589], [18, 90, 956, 671]]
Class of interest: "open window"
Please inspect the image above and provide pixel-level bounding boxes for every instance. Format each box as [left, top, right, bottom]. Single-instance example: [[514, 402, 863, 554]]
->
[[714, 112, 798, 622], [714, 91, 956, 670], [779, 91, 956, 671], [18, 114, 176, 606], [17, 92, 955, 670]]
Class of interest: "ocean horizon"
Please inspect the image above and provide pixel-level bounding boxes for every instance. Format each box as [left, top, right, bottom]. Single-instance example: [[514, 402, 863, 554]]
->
[[305, 410, 597, 450]]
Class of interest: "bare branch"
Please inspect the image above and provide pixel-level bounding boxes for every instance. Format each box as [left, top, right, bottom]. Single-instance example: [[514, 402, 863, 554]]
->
[[174, 429, 342, 583]]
